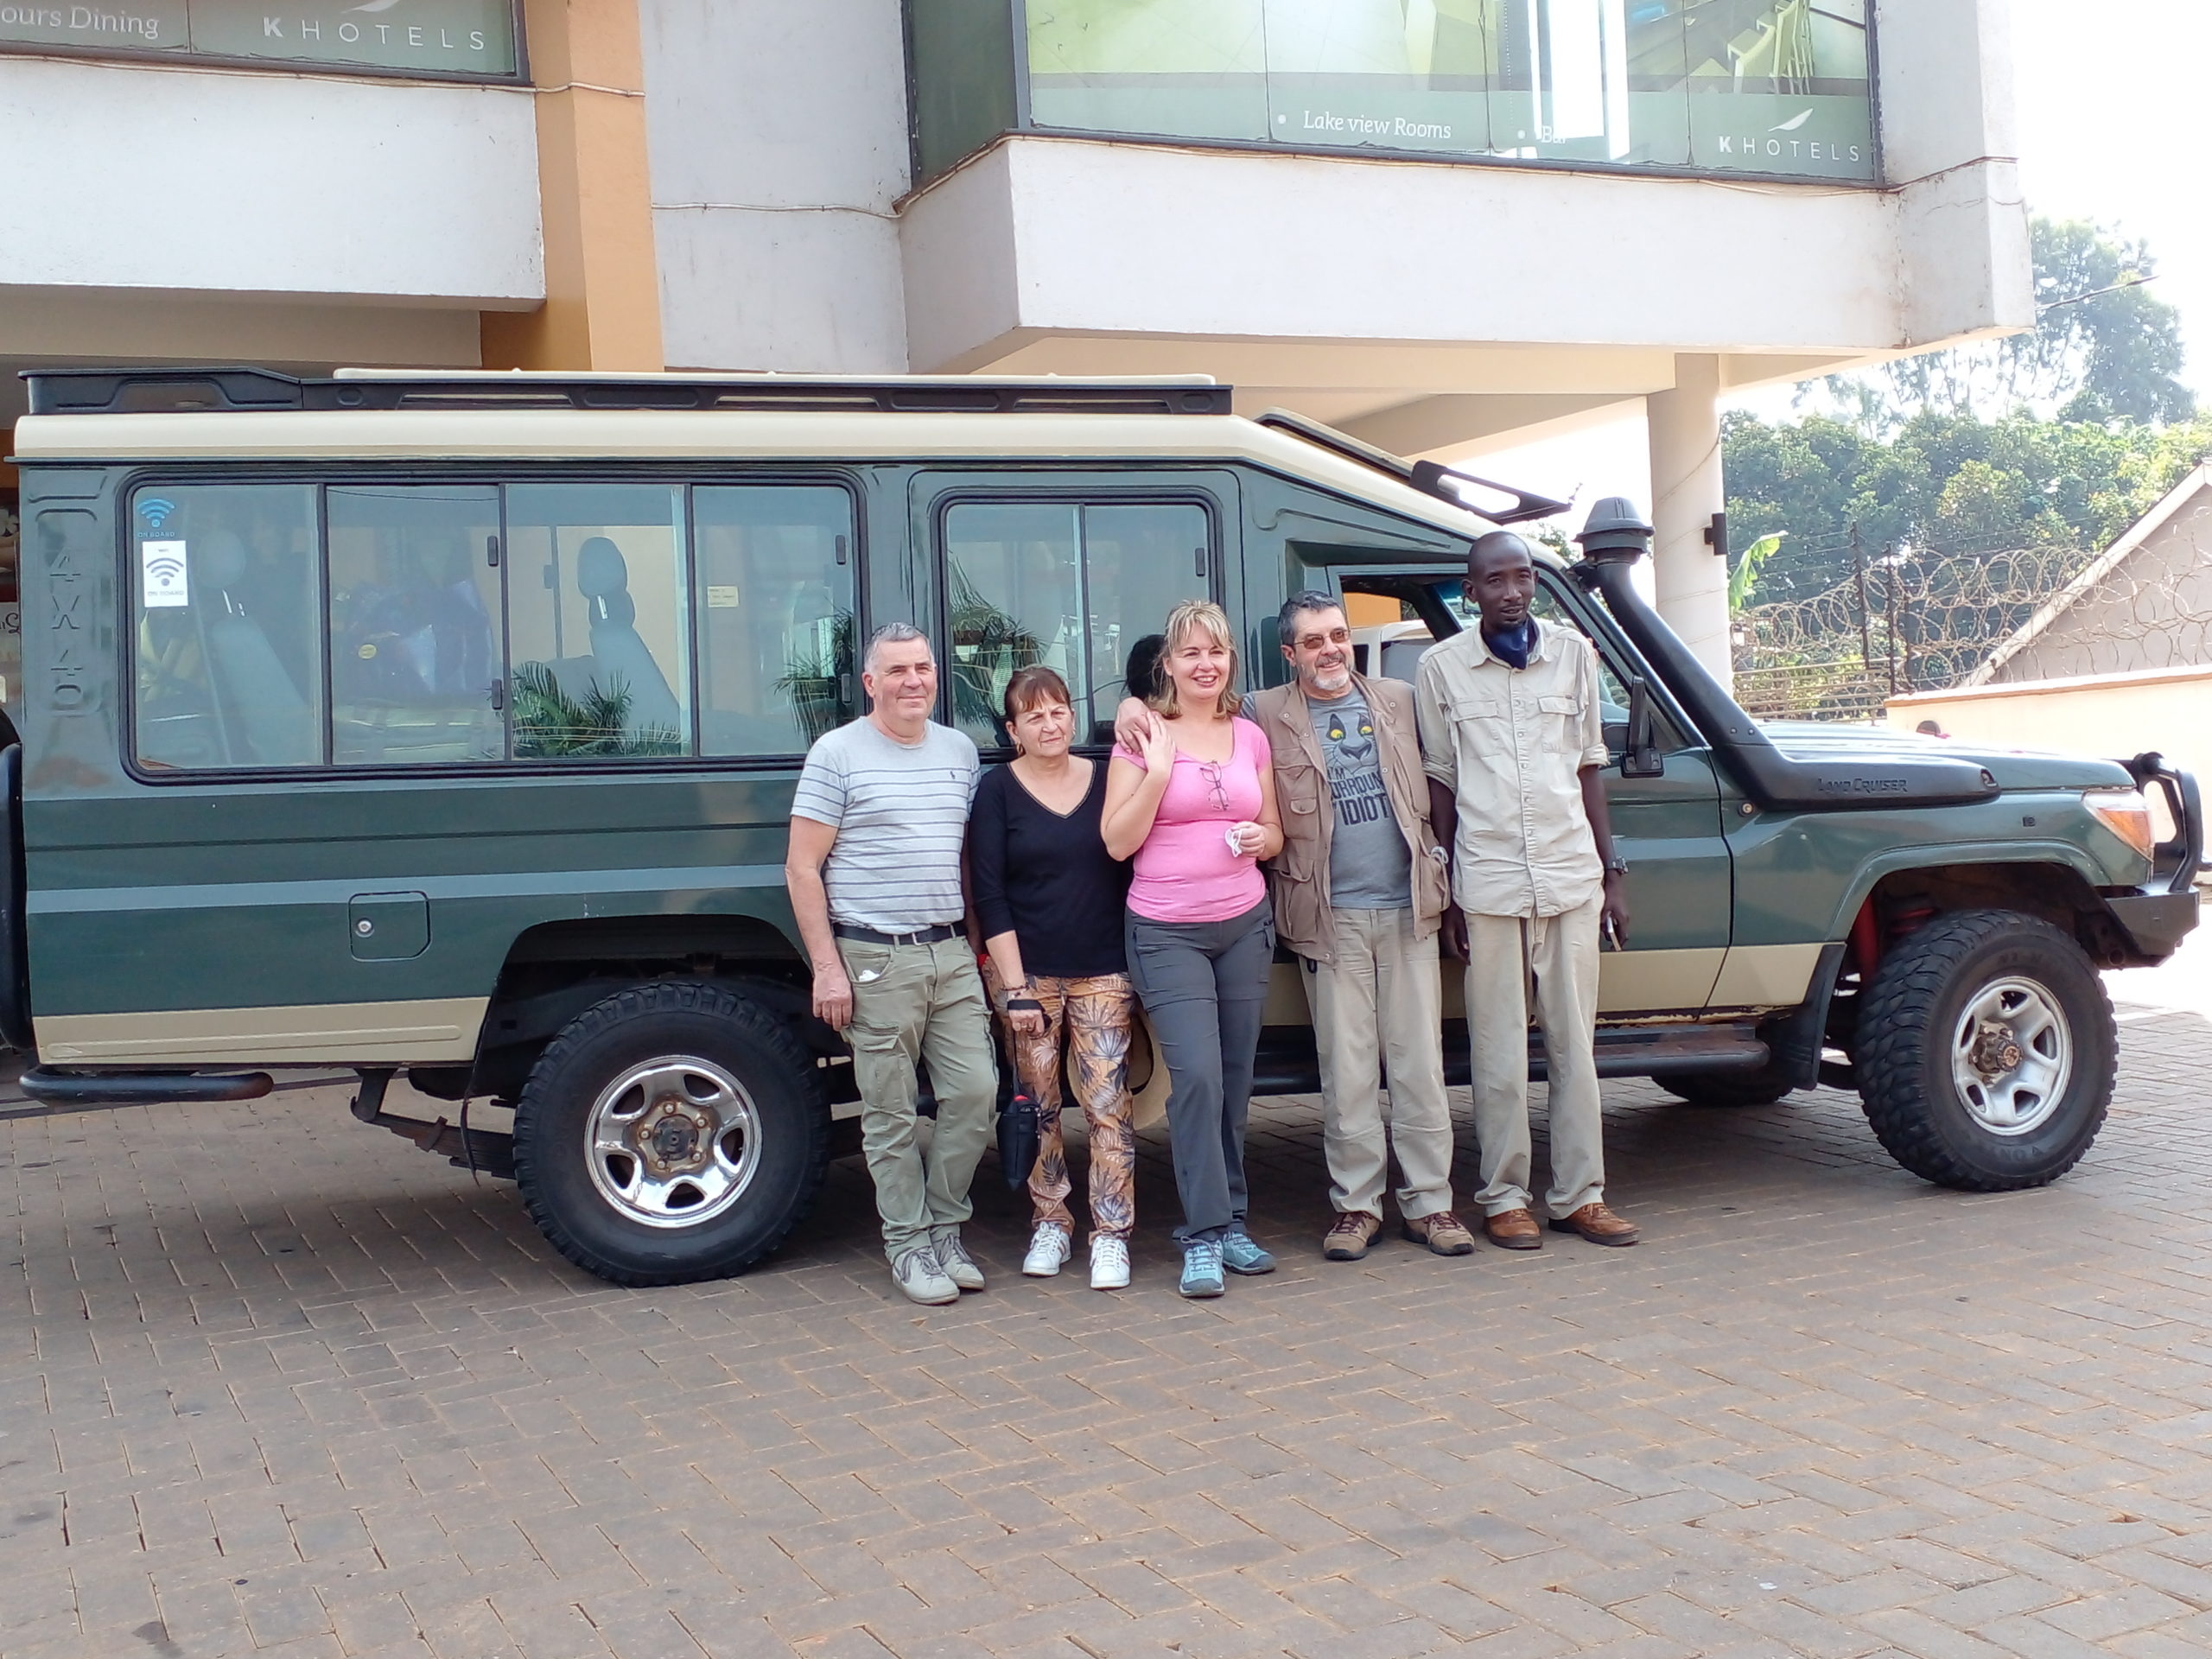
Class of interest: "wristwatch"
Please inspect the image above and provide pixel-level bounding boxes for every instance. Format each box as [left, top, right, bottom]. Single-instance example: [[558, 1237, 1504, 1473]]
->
[[1603, 854, 1630, 877]]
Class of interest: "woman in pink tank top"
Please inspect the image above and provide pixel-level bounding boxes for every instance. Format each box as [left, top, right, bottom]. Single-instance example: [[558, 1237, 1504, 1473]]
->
[[1103, 601, 1284, 1298]]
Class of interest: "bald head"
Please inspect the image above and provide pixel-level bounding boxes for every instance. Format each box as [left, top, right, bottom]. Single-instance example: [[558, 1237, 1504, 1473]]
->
[[1465, 531, 1536, 632]]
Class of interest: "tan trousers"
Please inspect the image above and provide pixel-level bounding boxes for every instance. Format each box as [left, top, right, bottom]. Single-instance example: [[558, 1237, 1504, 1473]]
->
[[1306, 906, 1456, 1221], [1464, 894, 1605, 1219]]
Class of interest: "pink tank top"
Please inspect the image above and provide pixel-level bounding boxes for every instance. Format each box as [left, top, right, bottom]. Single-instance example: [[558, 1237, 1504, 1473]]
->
[[1114, 717, 1272, 924]]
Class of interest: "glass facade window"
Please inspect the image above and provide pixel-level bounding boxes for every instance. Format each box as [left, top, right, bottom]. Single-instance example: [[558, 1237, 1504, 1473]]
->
[[913, 0, 1873, 184], [0, 0, 521, 80]]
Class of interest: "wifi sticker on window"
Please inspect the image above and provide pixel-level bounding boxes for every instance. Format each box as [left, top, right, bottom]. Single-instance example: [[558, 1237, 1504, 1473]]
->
[[142, 540, 190, 609]]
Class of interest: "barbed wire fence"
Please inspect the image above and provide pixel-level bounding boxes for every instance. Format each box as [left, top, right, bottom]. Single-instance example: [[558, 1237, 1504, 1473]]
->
[[1730, 514, 2212, 723]]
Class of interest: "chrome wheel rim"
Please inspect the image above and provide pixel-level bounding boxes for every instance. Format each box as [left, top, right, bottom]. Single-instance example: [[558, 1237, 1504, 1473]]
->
[[583, 1056, 760, 1228], [1950, 976, 2072, 1136]]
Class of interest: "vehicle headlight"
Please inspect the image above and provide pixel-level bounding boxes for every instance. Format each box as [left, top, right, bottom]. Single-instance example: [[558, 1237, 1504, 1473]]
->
[[2085, 787, 2156, 861]]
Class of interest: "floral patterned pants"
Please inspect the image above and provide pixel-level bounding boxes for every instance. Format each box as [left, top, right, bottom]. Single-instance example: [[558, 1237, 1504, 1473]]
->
[[988, 969, 1138, 1241]]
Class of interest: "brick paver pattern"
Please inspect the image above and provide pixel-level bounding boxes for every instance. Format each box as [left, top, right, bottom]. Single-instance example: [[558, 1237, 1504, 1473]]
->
[[3, 1003, 2210, 1659]]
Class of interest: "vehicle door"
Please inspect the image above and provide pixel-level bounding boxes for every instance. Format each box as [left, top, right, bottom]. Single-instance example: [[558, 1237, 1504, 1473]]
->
[[908, 470, 1239, 751], [1343, 569, 1734, 1014]]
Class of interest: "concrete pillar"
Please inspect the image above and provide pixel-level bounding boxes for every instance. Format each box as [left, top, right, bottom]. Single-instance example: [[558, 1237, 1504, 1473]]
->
[[1645, 353, 1731, 687], [481, 0, 664, 372]]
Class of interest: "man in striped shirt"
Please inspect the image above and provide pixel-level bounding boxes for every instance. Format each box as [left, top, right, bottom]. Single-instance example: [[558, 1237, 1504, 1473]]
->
[[786, 623, 996, 1306]]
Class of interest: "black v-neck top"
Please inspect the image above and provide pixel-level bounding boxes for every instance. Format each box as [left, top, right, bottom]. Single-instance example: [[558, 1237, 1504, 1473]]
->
[[966, 759, 1133, 978]]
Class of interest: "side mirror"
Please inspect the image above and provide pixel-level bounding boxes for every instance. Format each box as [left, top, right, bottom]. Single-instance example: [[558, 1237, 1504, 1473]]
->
[[1621, 677, 1664, 778]]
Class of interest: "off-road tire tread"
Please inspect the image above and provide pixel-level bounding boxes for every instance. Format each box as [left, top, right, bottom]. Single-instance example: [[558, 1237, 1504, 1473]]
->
[[1659, 1071, 1795, 1108], [1854, 908, 2113, 1192], [512, 980, 830, 1287]]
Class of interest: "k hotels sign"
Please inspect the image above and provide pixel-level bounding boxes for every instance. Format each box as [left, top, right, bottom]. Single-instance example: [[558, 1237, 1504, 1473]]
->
[[0, 0, 518, 78]]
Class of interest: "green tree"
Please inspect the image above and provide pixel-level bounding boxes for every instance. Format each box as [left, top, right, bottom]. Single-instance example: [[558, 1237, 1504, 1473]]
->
[[1726, 406, 2212, 601], [1837, 217, 2195, 427]]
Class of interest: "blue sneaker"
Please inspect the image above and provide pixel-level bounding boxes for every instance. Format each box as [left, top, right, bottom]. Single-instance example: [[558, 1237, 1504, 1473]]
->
[[1220, 1228, 1276, 1275], [1179, 1238, 1226, 1299]]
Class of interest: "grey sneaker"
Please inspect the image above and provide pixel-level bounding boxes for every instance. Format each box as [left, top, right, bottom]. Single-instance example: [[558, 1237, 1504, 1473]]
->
[[891, 1246, 958, 1306], [932, 1230, 986, 1292], [1220, 1228, 1276, 1275], [1179, 1237, 1226, 1299]]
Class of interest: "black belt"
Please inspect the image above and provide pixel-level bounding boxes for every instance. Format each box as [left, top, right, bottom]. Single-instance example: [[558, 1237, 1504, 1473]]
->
[[833, 922, 963, 947]]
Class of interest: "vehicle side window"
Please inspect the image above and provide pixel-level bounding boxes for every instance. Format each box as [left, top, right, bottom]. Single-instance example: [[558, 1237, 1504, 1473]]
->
[[506, 484, 689, 759], [1530, 582, 1688, 754], [130, 483, 322, 770], [694, 485, 857, 756], [941, 499, 1210, 748], [327, 486, 504, 766]]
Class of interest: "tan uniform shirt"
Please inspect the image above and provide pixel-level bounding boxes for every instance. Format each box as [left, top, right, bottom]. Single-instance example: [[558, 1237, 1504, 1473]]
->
[[1414, 619, 1610, 919]]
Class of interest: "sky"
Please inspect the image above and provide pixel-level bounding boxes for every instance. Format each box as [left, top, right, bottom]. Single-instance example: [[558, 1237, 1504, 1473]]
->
[[1464, 0, 2212, 519]]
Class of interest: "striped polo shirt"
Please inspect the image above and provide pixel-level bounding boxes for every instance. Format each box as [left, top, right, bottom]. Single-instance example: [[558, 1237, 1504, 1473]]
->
[[791, 716, 980, 931]]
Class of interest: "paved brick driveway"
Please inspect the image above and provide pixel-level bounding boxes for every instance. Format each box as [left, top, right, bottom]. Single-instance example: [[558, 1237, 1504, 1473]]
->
[[3, 1001, 2210, 1659]]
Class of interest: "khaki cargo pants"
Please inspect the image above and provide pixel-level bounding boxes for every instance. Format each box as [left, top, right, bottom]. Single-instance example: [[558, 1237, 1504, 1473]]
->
[[1464, 894, 1606, 1219], [839, 934, 998, 1264], [1305, 906, 1457, 1222]]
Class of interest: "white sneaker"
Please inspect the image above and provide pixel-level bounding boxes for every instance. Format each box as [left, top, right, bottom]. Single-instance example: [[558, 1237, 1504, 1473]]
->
[[1022, 1224, 1071, 1277], [931, 1229, 986, 1292], [891, 1246, 958, 1306], [1090, 1235, 1131, 1291]]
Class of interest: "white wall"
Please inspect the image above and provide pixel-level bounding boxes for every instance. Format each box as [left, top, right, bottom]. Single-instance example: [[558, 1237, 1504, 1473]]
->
[[640, 0, 911, 372], [906, 137, 1916, 373], [1877, 0, 2033, 348], [1888, 666, 2212, 798], [0, 57, 542, 307]]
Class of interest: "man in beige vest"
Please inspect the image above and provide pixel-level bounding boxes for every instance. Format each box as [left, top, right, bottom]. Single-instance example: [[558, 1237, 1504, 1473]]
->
[[1248, 594, 1475, 1261]]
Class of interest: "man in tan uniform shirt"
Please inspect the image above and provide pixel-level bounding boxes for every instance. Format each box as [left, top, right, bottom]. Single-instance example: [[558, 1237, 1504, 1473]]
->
[[1414, 531, 1641, 1249]]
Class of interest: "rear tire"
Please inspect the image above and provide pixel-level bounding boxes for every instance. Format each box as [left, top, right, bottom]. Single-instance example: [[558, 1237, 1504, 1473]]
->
[[1853, 909, 2114, 1192], [512, 981, 830, 1286], [1659, 1071, 1795, 1108]]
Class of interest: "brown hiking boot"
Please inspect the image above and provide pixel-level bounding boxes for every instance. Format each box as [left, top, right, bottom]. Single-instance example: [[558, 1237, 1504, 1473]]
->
[[1483, 1207, 1542, 1250], [1402, 1211, 1477, 1256], [1549, 1202, 1640, 1246], [1322, 1211, 1381, 1261]]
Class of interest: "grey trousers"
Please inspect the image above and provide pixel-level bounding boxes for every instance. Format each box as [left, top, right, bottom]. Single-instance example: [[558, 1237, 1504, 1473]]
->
[[1126, 900, 1274, 1243], [1306, 906, 1456, 1221], [838, 934, 999, 1263], [1464, 895, 1606, 1219]]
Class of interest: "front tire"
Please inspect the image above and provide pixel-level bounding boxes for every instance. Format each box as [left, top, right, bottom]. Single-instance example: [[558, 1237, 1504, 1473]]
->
[[512, 981, 830, 1286], [1854, 909, 2114, 1192]]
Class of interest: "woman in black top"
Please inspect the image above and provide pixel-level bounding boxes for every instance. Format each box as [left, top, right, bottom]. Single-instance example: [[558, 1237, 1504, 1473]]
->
[[969, 665, 1138, 1290]]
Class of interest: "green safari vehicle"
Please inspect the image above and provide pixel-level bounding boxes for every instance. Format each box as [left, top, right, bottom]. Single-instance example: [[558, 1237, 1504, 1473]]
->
[[4, 367, 2202, 1285]]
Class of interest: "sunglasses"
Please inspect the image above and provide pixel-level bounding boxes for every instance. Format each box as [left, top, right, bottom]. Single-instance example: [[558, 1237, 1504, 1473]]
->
[[1198, 758, 1230, 815]]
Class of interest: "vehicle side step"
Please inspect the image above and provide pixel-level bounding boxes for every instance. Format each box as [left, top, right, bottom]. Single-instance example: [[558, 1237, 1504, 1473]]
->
[[1586, 1026, 1770, 1077], [19, 1067, 273, 1106], [1252, 1023, 1769, 1095]]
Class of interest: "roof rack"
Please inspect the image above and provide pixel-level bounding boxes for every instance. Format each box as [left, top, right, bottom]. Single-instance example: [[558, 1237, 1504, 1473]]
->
[[1255, 408, 1570, 525], [22, 366, 1236, 418]]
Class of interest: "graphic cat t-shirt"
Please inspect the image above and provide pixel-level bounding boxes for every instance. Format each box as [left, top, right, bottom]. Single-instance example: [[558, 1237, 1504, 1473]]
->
[[1306, 689, 1413, 909]]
